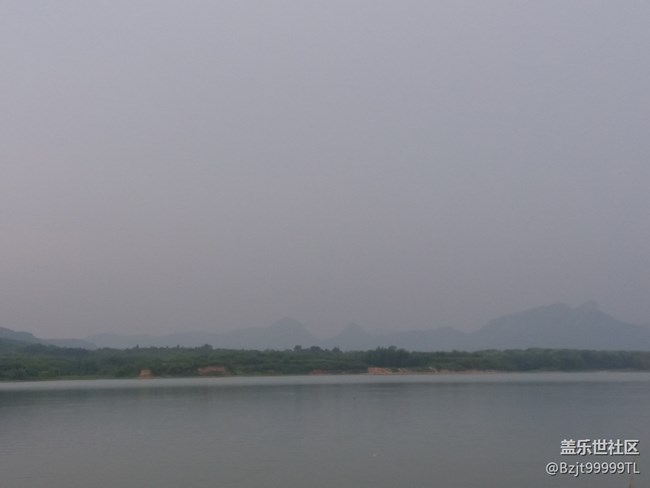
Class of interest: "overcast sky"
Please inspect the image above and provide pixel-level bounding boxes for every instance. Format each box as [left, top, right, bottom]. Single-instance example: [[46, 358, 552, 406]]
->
[[2, 1, 649, 339]]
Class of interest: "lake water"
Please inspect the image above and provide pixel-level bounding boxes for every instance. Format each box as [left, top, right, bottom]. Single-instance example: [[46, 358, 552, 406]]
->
[[1, 372, 648, 488]]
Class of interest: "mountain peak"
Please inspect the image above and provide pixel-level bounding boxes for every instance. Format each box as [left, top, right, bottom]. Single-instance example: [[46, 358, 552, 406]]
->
[[471, 301, 650, 350], [342, 322, 364, 332], [269, 317, 307, 331], [575, 300, 598, 312]]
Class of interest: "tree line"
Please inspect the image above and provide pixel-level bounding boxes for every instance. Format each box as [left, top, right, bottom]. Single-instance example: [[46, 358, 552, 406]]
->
[[1, 341, 650, 381]]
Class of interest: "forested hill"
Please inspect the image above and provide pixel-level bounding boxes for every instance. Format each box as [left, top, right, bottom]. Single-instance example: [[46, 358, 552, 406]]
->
[[1, 338, 650, 381]]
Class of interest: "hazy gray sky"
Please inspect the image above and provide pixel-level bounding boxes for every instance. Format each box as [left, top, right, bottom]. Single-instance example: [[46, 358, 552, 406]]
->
[[2, 1, 649, 339]]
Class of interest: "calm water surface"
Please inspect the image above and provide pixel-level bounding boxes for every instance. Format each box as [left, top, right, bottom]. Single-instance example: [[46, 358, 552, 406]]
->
[[1, 372, 649, 488]]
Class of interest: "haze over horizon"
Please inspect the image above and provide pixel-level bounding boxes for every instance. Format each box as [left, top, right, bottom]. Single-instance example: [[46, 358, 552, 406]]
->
[[2, 1, 649, 340]]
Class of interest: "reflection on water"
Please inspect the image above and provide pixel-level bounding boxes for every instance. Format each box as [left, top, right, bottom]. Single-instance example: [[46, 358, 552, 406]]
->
[[1, 373, 649, 488]]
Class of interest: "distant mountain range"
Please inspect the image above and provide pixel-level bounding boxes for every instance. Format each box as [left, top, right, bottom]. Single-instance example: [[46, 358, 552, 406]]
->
[[3, 302, 650, 352], [85, 317, 317, 350], [0, 326, 95, 349]]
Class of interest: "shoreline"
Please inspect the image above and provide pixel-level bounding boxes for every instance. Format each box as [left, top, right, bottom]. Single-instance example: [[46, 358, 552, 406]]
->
[[2, 368, 649, 384]]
